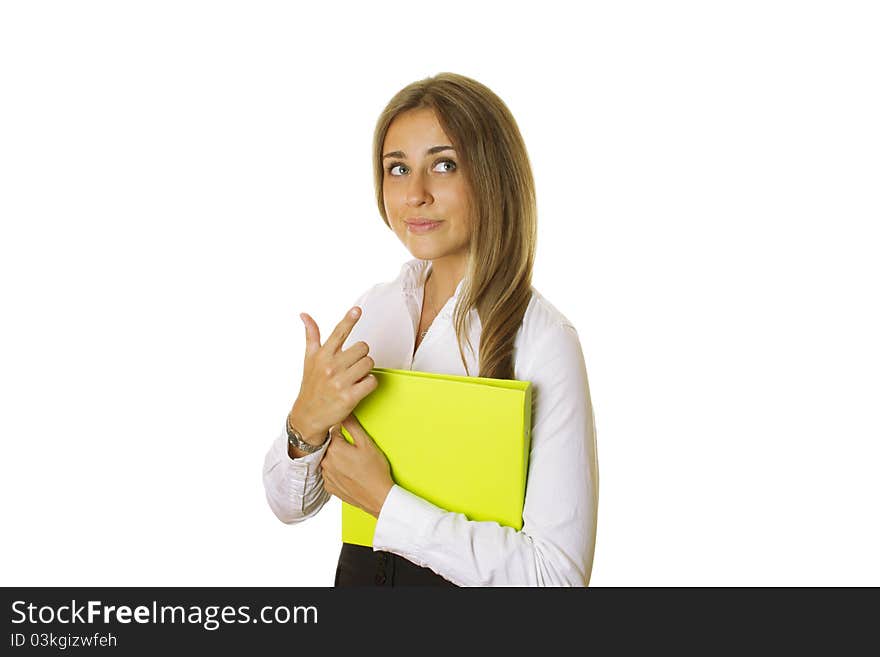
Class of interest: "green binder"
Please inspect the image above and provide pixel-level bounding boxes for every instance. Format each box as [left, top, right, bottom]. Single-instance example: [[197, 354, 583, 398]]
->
[[340, 367, 533, 548]]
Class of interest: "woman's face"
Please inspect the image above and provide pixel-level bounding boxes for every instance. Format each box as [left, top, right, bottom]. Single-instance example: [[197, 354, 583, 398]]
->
[[382, 108, 472, 265]]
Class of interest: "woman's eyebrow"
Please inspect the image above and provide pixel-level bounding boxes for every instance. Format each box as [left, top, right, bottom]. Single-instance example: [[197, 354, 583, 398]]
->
[[382, 145, 455, 160]]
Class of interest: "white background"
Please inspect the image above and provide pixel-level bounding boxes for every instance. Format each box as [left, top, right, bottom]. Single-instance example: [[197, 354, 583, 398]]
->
[[1, 1, 877, 586]]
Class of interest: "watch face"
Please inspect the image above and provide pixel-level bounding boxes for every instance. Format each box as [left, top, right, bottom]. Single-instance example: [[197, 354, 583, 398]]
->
[[287, 421, 329, 453], [288, 430, 318, 452]]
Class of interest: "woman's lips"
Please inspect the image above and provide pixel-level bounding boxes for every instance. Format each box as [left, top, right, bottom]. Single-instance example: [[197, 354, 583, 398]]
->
[[405, 220, 443, 234]]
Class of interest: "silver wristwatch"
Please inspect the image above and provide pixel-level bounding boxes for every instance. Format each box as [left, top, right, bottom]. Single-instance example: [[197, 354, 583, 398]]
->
[[286, 416, 331, 454]]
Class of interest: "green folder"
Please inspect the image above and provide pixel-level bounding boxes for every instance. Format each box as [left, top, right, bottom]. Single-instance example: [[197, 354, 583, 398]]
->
[[340, 367, 533, 548]]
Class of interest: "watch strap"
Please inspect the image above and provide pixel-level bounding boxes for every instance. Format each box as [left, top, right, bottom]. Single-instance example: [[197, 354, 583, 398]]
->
[[286, 415, 331, 454]]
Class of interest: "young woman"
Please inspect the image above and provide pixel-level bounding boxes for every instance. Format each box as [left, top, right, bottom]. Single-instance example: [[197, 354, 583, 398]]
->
[[262, 72, 598, 586]]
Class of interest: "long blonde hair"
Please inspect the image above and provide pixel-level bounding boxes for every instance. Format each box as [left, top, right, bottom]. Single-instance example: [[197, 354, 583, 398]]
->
[[372, 72, 537, 380]]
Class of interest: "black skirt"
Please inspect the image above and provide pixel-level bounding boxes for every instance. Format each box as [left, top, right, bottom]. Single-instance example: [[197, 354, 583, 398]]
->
[[334, 542, 458, 587]]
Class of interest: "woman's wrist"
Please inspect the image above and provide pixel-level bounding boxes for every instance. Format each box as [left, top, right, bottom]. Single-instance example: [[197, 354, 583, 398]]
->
[[368, 481, 395, 519], [287, 406, 328, 446]]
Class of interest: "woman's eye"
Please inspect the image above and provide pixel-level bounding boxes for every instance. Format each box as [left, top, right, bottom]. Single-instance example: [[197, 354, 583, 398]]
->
[[386, 159, 456, 176], [434, 159, 456, 173]]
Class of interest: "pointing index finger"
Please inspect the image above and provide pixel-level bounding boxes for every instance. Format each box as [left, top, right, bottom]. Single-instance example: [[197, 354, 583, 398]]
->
[[326, 306, 362, 353]]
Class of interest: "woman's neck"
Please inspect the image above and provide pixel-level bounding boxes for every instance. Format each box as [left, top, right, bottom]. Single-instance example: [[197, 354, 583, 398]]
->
[[427, 254, 467, 302]]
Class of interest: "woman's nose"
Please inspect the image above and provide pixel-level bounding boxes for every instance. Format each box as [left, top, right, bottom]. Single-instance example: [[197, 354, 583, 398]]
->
[[405, 170, 433, 206]]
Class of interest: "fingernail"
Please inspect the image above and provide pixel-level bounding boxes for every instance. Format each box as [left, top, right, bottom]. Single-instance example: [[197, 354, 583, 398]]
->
[[350, 307, 360, 318]]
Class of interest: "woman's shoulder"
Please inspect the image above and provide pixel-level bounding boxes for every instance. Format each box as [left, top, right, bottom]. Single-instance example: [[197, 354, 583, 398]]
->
[[521, 287, 578, 338], [514, 287, 585, 376]]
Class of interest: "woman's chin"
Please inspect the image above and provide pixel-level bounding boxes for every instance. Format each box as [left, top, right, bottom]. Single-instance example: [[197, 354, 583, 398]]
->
[[402, 240, 444, 261], [397, 231, 468, 262]]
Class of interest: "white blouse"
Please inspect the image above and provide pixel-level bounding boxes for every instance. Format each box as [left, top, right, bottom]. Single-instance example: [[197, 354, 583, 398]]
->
[[262, 258, 599, 586]]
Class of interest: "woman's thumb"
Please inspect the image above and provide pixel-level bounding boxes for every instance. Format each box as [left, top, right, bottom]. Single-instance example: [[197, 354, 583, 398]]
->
[[299, 312, 321, 356]]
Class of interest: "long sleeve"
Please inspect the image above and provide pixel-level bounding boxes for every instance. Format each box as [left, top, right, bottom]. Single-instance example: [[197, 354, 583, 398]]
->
[[262, 423, 332, 524], [371, 323, 599, 586]]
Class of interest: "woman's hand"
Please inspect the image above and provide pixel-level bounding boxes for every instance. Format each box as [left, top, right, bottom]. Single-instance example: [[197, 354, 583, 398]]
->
[[321, 414, 394, 518], [288, 307, 378, 445]]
